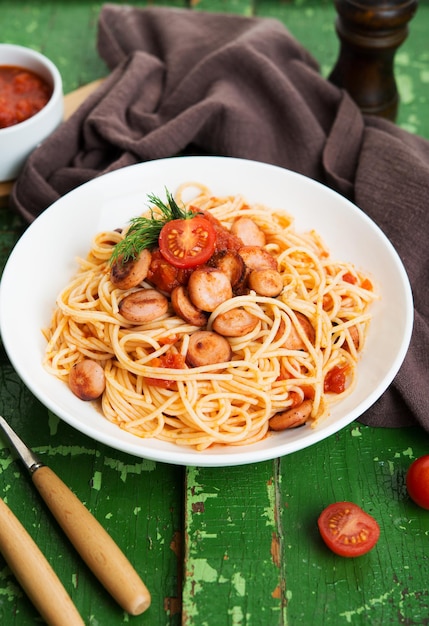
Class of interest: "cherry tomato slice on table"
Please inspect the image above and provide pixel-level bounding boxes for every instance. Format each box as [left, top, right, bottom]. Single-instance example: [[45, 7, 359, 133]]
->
[[159, 216, 216, 269], [406, 455, 429, 509], [318, 502, 380, 557]]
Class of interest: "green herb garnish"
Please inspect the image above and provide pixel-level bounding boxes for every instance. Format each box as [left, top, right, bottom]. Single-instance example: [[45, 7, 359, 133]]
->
[[110, 189, 195, 265]]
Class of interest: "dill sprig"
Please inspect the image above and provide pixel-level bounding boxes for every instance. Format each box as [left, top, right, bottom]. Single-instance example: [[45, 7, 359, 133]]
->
[[110, 189, 194, 265]]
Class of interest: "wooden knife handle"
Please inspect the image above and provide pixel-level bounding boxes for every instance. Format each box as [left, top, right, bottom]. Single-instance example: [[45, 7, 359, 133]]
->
[[0, 498, 84, 626], [32, 465, 151, 616]]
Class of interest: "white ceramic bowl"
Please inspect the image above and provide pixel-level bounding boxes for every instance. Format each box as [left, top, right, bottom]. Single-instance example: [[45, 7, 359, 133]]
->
[[0, 44, 63, 182], [0, 157, 414, 467]]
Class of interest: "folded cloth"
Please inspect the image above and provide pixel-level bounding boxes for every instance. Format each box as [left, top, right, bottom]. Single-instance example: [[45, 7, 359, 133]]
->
[[11, 4, 429, 431]]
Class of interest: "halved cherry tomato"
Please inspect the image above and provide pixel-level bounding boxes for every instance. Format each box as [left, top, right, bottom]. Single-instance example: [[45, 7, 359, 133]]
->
[[406, 455, 429, 509], [318, 502, 380, 557], [159, 216, 216, 269]]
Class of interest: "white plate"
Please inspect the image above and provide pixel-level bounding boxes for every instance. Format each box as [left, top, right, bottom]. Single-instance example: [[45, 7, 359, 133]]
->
[[0, 157, 413, 467]]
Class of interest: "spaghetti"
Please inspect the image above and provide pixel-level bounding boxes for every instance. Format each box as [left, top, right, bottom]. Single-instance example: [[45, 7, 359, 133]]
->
[[43, 183, 377, 450]]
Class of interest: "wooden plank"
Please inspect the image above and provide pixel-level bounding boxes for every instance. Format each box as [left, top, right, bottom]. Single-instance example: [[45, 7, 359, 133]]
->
[[62, 78, 105, 119], [183, 461, 287, 624]]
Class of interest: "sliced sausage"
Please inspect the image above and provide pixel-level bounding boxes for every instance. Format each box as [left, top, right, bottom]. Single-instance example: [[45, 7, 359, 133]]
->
[[110, 248, 152, 290], [269, 399, 313, 431], [212, 308, 259, 337], [248, 269, 283, 297], [171, 285, 207, 327], [208, 249, 245, 287], [188, 268, 233, 312], [69, 360, 106, 401], [186, 331, 232, 367], [231, 216, 266, 247], [119, 289, 169, 323], [277, 312, 315, 350], [238, 246, 278, 271]]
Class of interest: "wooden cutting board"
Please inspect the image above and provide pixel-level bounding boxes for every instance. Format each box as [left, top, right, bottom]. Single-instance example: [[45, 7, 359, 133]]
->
[[0, 78, 104, 207]]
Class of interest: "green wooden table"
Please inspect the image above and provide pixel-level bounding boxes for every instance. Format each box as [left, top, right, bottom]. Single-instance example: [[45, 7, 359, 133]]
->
[[1, 2, 428, 625]]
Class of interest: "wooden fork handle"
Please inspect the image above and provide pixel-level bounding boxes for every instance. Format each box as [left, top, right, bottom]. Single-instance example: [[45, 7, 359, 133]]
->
[[0, 498, 84, 626]]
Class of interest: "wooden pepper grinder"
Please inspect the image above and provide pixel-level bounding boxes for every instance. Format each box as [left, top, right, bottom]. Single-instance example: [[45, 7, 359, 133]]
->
[[329, 0, 418, 120]]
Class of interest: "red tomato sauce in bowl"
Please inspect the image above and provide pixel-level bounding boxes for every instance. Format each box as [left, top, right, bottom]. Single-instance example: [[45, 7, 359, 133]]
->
[[0, 65, 52, 129]]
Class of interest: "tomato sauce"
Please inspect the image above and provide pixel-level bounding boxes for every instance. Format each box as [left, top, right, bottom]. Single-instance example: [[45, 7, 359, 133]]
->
[[144, 352, 187, 390], [0, 65, 52, 129], [324, 364, 350, 394]]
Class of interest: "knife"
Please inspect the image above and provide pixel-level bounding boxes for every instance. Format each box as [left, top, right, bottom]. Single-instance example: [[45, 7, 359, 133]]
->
[[0, 414, 151, 616]]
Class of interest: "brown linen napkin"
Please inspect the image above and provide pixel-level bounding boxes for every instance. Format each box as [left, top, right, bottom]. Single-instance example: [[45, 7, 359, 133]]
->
[[11, 4, 429, 431]]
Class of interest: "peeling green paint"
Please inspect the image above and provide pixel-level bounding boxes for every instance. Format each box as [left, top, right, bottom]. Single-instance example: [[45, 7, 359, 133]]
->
[[339, 582, 429, 623], [402, 447, 414, 458], [262, 476, 276, 526], [420, 69, 429, 84], [183, 558, 218, 618], [231, 571, 246, 596], [103, 456, 157, 481], [0, 564, 21, 593], [35, 444, 100, 459], [199, 531, 217, 539], [91, 470, 102, 491], [228, 605, 248, 625], [0, 580, 22, 599], [397, 74, 415, 105], [396, 51, 411, 66], [191, 558, 219, 585], [187, 468, 220, 502], [351, 427, 362, 437], [25, 21, 38, 34], [0, 457, 13, 472], [340, 588, 395, 622]]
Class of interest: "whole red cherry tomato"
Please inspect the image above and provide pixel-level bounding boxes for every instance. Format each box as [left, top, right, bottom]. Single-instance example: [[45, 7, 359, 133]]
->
[[406, 455, 429, 509], [318, 502, 380, 557]]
